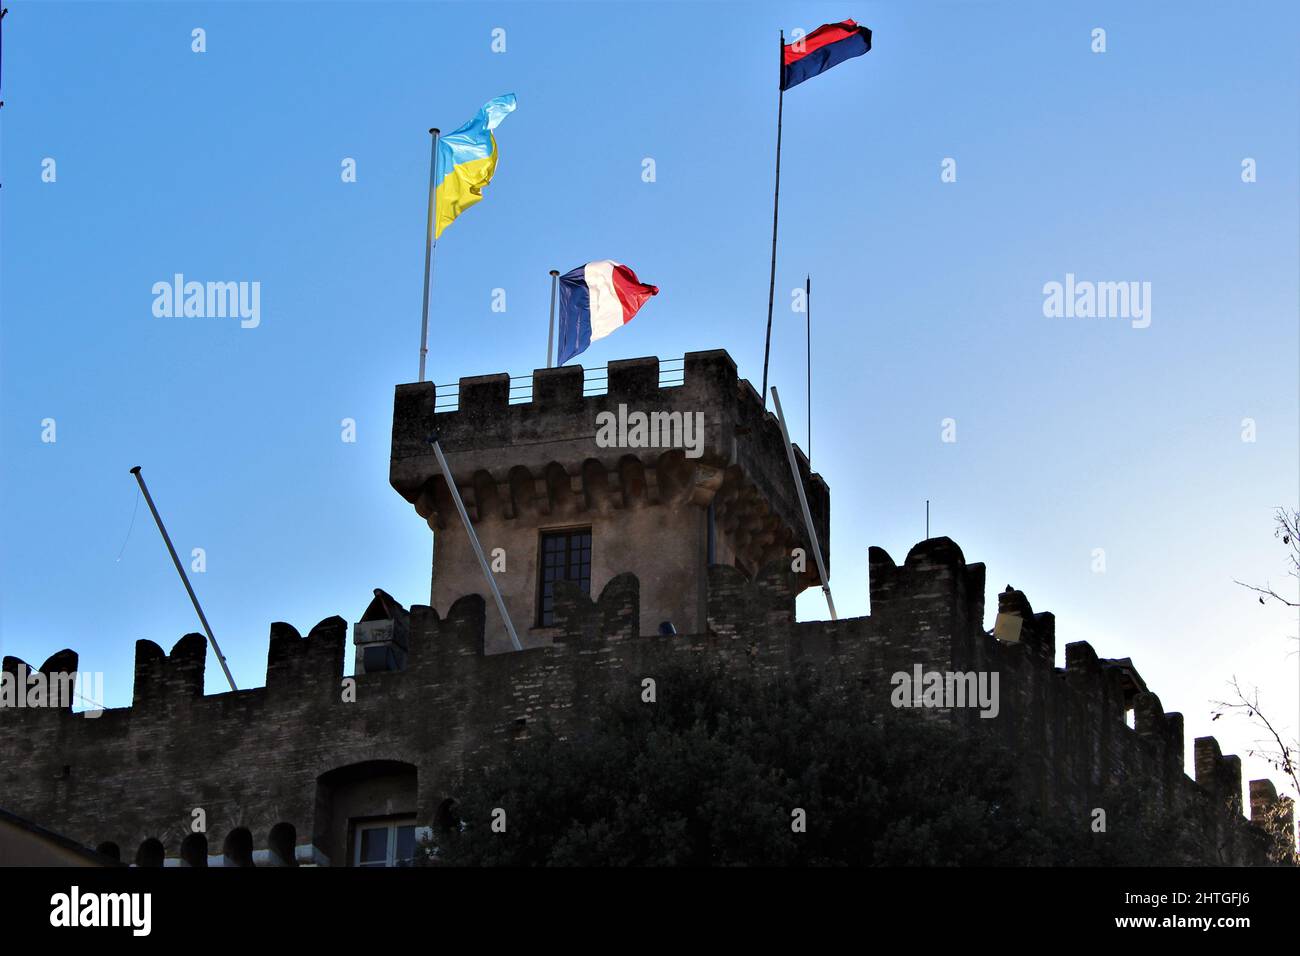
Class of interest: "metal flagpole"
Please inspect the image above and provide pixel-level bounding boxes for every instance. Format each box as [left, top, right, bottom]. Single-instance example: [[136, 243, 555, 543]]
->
[[546, 269, 559, 368], [417, 127, 441, 383], [805, 273, 811, 466], [425, 434, 523, 651], [129, 466, 238, 692], [760, 30, 785, 408], [769, 387, 836, 620], [1, 7, 7, 111]]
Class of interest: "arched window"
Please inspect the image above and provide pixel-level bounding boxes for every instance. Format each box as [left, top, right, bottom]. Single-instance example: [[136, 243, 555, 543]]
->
[[315, 760, 419, 867]]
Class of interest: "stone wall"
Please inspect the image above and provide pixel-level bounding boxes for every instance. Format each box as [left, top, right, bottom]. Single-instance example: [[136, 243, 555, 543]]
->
[[0, 538, 1291, 865], [389, 350, 830, 645]]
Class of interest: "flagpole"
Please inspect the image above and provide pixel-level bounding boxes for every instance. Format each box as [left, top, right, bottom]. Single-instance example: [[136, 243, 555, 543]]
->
[[417, 127, 441, 383], [129, 466, 238, 693], [425, 434, 523, 652], [805, 273, 811, 466], [0, 7, 8, 111], [760, 30, 784, 408], [546, 269, 559, 368], [771, 386, 836, 620]]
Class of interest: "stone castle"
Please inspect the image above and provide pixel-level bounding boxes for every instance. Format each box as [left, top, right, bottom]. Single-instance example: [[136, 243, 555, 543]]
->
[[0, 350, 1292, 866]]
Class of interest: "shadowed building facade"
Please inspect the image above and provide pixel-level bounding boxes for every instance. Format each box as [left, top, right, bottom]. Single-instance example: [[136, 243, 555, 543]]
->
[[389, 350, 829, 653]]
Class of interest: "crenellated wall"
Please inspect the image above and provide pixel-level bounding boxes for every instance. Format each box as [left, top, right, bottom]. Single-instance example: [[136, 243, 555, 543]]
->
[[389, 350, 831, 646], [390, 351, 829, 555], [0, 538, 1291, 866]]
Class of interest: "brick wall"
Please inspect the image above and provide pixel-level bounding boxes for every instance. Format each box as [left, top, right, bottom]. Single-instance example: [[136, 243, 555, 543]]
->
[[0, 537, 1290, 865]]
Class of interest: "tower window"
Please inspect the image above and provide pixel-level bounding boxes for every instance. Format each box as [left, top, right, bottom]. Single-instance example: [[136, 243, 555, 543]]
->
[[537, 528, 592, 626], [352, 817, 417, 867]]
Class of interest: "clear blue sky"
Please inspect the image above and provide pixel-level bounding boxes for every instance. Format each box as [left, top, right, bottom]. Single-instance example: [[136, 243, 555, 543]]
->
[[2, 2, 1297, 797]]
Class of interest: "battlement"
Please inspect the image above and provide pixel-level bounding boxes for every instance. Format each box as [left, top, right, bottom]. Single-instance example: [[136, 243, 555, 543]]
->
[[388, 350, 833, 648], [0, 537, 1290, 866], [391, 349, 828, 575]]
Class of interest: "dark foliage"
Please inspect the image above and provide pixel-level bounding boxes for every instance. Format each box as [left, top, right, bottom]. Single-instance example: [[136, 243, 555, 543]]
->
[[433, 662, 1210, 866]]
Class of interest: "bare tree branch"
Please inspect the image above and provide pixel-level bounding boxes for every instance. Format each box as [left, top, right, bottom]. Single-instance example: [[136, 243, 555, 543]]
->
[[1210, 677, 1299, 799], [1232, 579, 1299, 608], [1217, 508, 1300, 860]]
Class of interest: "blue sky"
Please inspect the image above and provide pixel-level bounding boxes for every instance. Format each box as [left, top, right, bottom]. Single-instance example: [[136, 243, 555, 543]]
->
[[2, 2, 1297, 797]]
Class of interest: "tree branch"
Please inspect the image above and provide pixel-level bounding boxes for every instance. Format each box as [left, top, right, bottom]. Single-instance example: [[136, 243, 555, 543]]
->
[[1210, 677, 1299, 799]]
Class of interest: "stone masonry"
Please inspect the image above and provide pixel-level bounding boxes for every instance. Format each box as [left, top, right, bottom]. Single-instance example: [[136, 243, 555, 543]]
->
[[0, 350, 1291, 865], [0, 541, 1292, 865]]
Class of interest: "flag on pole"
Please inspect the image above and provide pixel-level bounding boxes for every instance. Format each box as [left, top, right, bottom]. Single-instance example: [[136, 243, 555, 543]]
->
[[781, 20, 872, 90], [556, 261, 658, 365], [434, 93, 517, 238]]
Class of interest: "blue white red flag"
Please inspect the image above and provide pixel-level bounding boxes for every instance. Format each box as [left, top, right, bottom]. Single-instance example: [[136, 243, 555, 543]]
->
[[556, 261, 658, 365]]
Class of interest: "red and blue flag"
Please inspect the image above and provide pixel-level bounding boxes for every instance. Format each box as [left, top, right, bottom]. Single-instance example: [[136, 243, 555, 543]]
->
[[781, 20, 873, 90]]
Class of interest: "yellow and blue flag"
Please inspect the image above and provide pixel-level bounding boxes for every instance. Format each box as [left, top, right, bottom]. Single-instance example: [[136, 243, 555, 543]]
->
[[434, 93, 517, 238]]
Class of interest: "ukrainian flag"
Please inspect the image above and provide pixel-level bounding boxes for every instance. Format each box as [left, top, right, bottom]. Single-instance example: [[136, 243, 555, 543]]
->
[[434, 94, 517, 239]]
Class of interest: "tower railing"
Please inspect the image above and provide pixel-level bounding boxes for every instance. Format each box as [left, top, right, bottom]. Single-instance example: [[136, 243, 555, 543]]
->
[[433, 357, 685, 413]]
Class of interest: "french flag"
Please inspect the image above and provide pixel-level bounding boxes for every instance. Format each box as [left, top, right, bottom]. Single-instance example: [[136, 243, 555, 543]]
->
[[556, 260, 659, 365]]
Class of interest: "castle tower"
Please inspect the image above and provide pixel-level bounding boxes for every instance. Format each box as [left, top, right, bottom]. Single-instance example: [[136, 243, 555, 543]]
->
[[389, 349, 830, 652]]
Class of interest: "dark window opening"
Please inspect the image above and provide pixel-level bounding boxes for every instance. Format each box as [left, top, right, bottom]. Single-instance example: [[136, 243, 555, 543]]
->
[[537, 528, 592, 627]]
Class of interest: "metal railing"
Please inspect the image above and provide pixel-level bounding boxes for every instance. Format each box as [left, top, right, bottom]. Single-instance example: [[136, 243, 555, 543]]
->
[[433, 357, 685, 413]]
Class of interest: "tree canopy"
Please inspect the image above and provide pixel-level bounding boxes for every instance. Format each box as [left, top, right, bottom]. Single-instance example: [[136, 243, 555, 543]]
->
[[432, 662, 1208, 866]]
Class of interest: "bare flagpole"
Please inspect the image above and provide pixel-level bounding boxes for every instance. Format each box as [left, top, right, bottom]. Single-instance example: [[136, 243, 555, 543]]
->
[[760, 30, 785, 407], [546, 269, 560, 368], [805, 273, 811, 465], [1, 7, 8, 111], [417, 127, 441, 382], [425, 434, 522, 651], [129, 467, 238, 692], [0, 7, 7, 111], [770, 387, 836, 620]]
